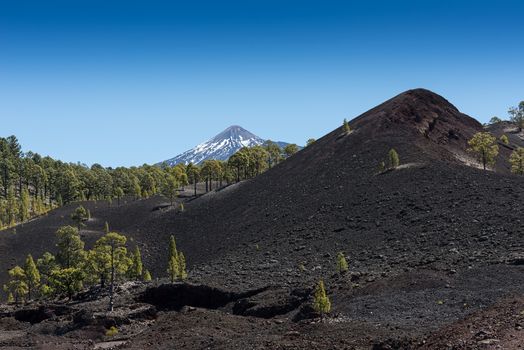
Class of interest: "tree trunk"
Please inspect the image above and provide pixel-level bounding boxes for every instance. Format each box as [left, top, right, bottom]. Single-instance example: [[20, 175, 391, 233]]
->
[[194, 179, 197, 197]]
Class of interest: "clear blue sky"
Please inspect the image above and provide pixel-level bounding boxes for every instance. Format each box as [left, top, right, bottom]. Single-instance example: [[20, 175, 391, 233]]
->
[[1, 0, 523, 167]]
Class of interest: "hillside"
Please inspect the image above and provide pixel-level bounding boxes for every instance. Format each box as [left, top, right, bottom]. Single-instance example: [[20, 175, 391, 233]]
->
[[1, 89, 523, 349]]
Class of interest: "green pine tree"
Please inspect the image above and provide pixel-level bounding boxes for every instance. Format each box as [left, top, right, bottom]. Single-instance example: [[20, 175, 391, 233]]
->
[[388, 148, 400, 169], [343, 118, 351, 134], [143, 269, 152, 282], [178, 252, 187, 280], [4, 266, 28, 305], [336, 252, 349, 274], [312, 280, 331, 318], [169, 235, 178, 259], [467, 132, 499, 170], [510, 147, 524, 175], [131, 246, 143, 280], [167, 255, 180, 283], [24, 254, 41, 300]]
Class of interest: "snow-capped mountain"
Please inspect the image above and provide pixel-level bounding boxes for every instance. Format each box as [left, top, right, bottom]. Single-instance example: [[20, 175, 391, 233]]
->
[[161, 125, 288, 166]]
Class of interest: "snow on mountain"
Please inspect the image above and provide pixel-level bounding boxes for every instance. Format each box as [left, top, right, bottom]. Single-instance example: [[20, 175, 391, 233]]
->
[[161, 125, 286, 166]]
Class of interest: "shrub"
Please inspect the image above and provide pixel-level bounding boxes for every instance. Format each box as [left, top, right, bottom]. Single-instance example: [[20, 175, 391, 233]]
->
[[106, 326, 119, 337], [336, 252, 348, 274], [312, 280, 331, 317], [388, 149, 400, 168]]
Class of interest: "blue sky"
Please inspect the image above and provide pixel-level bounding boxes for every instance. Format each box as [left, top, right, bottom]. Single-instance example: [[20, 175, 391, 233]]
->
[[1, 0, 523, 167]]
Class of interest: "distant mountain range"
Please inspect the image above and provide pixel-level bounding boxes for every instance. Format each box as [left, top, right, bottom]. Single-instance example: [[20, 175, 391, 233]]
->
[[160, 125, 292, 166]]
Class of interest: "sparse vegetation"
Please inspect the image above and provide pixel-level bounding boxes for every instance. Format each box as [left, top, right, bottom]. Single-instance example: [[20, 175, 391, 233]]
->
[[336, 252, 348, 274], [378, 161, 386, 173], [510, 147, 524, 175], [343, 118, 351, 134], [489, 116, 502, 124], [283, 144, 299, 158], [312, 280, 331, 317], [306, 138, 316, 146], [467, 132, 499, 170], [106, 326, 119, 337], [388, 149, 400, 168], [500, 134, 509, 145], [167, 235, 187, 282], [508, 101, 524, 132], [143, 269, 152, 281]]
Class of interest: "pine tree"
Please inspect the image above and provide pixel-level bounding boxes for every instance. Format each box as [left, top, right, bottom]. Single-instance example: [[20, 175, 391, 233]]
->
[[56, 225, 86, 269], [467, 132, 499, 170], [143, 269, 152, 282], [95, 232, 131, 311], [24, 254, 41, 300], [36, 252, 58, 297], [4, 266, 28, 305], [336, 252, 349, 274], [388, 149, 400, 169], [500, 134, 509, 145], [343, 118, 351, 134], [131, 246, 143, 280], [167, 255, 180, 283], [378, 161, 386, 173], [48, 267, 85, 301], [510, 147, 524, 175], [71, 205, 89, 229], [169, 235, 178, 258], [312, 280, 331, 317], [508, 101, 524, 132], [178, 252, 187, 280]]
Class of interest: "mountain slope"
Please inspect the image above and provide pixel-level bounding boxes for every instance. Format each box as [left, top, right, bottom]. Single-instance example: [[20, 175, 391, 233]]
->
[[161, 125, 289, 165], [2, 89, 524, 348]]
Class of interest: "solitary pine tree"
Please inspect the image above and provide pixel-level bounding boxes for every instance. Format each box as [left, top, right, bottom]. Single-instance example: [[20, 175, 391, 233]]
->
[[312, 280, 331, 318], [343, 118, 351, 134], [336, 252, 349, 274], [467, 132, 499, 170], [510, 147, 524, 175], [306, 138, 316, 146], [388, 149, 400, 169]]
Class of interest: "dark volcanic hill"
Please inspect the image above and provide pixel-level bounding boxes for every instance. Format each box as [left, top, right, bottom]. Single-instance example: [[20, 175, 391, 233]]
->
[[1, 89, 523, 349]]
